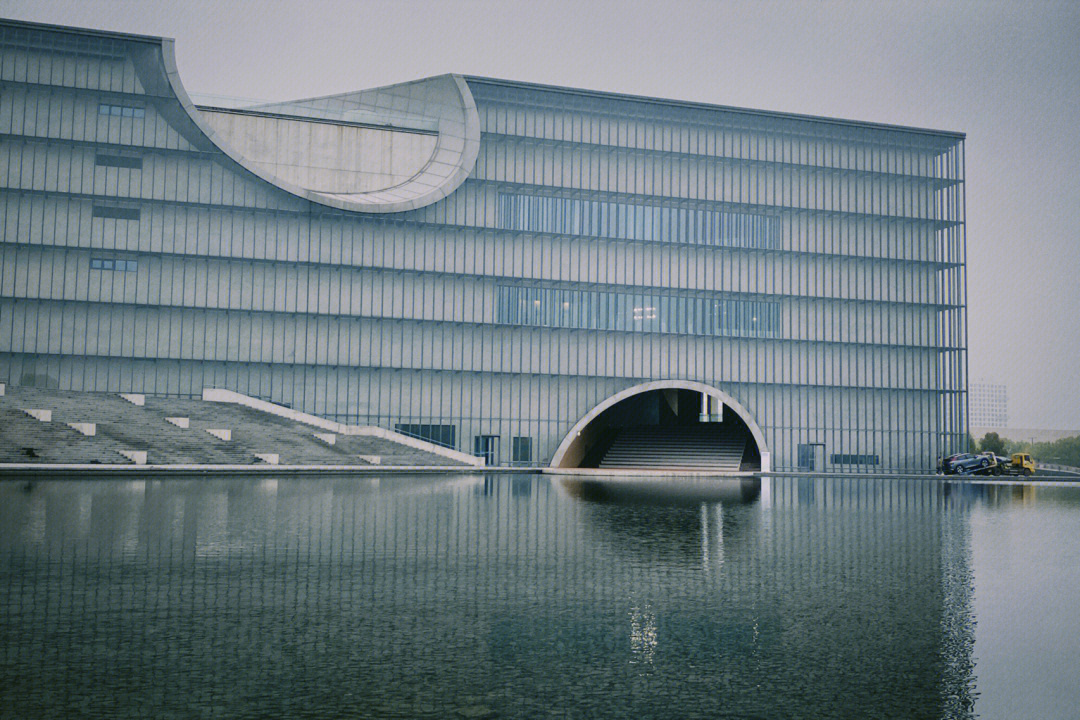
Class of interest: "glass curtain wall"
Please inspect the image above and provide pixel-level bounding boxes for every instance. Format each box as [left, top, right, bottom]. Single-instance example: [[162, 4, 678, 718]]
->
[[0, 22, 967, 470]]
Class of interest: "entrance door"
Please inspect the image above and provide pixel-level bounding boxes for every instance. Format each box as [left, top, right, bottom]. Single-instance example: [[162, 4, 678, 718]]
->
[[474, 435, 500, 466], [797, 443, 826, 471]]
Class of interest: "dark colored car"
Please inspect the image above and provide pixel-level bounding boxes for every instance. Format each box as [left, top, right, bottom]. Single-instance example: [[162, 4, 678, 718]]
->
[[942, 452, 994, 475], [939, 453, 970, 474]]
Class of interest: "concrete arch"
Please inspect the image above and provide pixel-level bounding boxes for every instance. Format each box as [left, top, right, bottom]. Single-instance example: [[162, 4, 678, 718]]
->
[[549, 380, 771, 471]]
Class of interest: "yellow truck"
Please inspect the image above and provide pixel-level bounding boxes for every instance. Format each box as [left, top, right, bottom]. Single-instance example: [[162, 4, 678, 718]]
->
[[982, 451, 1036, 476], [1007, 452, 1036, 476]]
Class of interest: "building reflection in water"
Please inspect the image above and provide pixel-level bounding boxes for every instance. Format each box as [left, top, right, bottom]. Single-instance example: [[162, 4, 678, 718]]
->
[[0, 475, 984, 718]]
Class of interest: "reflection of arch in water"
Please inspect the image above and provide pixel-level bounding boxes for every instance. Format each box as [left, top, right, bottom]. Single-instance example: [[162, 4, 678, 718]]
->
[[550, 380, 771, 471], [558, 477, 760, 569], [559, 477, 761, 507]]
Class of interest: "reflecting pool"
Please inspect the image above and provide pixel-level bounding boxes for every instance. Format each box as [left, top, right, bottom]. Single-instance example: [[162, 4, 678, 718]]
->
[[2, 475, 1078, 719]]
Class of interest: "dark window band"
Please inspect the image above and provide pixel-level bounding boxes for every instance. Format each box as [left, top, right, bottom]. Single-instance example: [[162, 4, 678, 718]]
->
[[95, 154, 143, 169], [497, 285, 780, 339], [395, 424, 457, 449], [831, 454, 880, 465], [92, 205, 140, 220], [90, 258, 138, 272], [497, 192, 778, 249], [98, 103, 145, 118]]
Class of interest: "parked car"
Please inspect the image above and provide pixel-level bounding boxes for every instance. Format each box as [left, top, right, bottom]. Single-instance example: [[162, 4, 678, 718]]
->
[[941, 452, 994, 475], [939, 453, 971, 474], [938, 453, 968, 474]]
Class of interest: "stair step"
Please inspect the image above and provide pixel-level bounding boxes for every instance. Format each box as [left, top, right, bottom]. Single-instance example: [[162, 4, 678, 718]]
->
[[599, 425, 746, 470], [2, 387, 468, 466]]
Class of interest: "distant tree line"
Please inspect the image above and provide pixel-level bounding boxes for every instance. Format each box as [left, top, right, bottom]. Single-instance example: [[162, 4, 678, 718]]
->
[[975, 432, 1080, 467]]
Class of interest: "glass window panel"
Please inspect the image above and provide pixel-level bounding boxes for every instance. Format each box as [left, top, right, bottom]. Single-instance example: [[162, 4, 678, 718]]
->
[[496, 192, 777, 249], [495, 285, 779, 339]]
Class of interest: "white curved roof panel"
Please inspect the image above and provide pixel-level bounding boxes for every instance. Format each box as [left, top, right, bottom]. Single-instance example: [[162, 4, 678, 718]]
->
[[161, 41, 480, 213]]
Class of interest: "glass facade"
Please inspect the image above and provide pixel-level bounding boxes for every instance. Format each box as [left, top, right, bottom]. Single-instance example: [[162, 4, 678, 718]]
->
[[0, 19, 968, 470]]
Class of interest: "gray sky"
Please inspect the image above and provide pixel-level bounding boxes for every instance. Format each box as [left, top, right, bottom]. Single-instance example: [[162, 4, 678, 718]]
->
[[3, 0, 1078, 430]]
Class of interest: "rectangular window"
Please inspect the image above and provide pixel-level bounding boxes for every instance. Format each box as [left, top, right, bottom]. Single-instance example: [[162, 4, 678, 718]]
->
[[497, 192, 778, 249], [395, 424, 456, 449], [496, 285, 780, 340], [95, 154, 143, 169], [92, 205, 140, 221], [830, 454, 880, 466], [90, 258, 138, 272], [512, 437, 533, 463], [98, 103, 145, 118]]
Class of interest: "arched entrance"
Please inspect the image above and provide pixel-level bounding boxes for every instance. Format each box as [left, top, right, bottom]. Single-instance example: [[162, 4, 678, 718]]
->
[[550, 380, 770, 472]]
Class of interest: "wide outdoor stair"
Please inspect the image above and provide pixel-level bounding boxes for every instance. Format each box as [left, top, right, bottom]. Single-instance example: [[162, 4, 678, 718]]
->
[[143, 397, 348, 465], [599, 425, 746, 471], [0, 386, 466, 466], [0, 404, 124, 463]]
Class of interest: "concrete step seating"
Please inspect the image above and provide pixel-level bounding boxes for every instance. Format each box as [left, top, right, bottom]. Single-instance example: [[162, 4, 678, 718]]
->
[[1, 388, 149, 464], [0, 405, 123, 464], [148, 398, 457, 466], [600, 425, 746, 471], [143, 397, 349, 465], [0, 386, 464, 466]]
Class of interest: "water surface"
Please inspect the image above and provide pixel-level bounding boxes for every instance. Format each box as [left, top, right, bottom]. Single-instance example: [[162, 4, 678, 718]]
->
[[1, 475, 1078, 719]]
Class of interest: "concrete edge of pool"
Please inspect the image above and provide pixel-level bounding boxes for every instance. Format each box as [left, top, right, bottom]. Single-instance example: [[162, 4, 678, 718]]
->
[[1, 463, 1079, 483]]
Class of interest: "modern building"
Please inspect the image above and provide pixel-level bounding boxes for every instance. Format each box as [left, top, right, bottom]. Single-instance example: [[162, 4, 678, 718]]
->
[[968, 380, 1007, 428], [0, 19, 969, 471]]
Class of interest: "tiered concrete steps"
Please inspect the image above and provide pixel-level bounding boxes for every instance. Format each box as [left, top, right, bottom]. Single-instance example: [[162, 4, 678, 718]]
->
[[143, 397, 351, 465], [0, 403, 123, 464], [599, 425, 745, 471], [0, 386, 470, 467]]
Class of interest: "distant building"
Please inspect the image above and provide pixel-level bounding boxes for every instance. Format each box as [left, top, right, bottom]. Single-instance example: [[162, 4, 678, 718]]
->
[[0, 19, 969, 471], [969, 381, 1008, 428]]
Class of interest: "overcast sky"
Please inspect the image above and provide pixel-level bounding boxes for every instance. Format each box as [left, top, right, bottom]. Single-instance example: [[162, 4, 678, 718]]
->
[[3, 0, 1078, 430]]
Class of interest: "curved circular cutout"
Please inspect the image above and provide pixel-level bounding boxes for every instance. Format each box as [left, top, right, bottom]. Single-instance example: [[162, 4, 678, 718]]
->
[[550, 380, 770, 470]]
